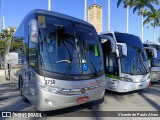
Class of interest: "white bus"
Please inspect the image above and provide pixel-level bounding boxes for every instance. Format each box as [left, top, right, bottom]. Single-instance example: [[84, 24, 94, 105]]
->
[[144, 42, 160, 82], [99, 32, 151, 92], [5, 9, 105, 111]]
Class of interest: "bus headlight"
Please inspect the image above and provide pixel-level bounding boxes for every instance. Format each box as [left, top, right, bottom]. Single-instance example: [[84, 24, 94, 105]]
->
[[121, 77, 133, 82]]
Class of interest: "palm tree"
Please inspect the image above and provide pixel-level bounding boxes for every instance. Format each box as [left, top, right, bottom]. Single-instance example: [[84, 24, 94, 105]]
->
[[144, 8, 160, 42], [1, 28, 15, 41], [117, 0, 131, 33], [129, 0, 159, 42]]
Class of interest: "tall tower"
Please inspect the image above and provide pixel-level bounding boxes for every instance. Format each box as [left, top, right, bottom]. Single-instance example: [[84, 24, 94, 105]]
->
[[88, 4, 102, 33]]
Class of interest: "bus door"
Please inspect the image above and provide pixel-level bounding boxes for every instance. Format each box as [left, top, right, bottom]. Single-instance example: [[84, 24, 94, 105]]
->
[[99, 35, 119, 91], [144, 47, 157, 67]]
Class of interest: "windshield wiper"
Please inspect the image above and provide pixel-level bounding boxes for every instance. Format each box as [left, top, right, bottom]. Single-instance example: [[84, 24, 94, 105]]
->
[[62, 39, 75, 78], [139, 56, 148, 74], [81, 42, 99, 76], [139, 50, 148, 74], [131, 56, 138, 75], [87, 55, 98, 77]]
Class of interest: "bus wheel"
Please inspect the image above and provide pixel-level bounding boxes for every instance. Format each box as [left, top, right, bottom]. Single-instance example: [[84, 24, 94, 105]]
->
[[19, 76, 29, 103]]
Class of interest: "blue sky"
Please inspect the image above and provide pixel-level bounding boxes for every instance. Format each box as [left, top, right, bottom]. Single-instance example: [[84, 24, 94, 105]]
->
[[1, 0, 160, 42]]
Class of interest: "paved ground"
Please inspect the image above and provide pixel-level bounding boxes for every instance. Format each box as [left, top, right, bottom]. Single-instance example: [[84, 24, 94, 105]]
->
[[0, 76, 160, 120]]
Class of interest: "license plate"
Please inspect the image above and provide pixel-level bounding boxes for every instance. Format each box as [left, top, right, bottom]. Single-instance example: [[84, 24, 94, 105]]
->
[[77, 96, 89, 103]]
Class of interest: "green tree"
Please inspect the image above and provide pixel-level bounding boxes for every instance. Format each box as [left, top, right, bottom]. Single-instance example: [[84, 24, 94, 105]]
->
[[0, 40, 6, 56], [144, 8, 160, 42], [0, 27, 15, 69], [0, 27, 15, 56], [129, 0, 159, 42], [1, 28, 15, 41]]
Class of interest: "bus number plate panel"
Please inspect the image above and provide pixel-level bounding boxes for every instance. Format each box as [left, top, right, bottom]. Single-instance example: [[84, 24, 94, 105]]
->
[[77, 96, 89, 103], [45, 80, 55, 85]]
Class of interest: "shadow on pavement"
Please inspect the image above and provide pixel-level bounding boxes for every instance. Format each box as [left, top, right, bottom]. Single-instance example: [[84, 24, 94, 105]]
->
[[104, 81, 160, 111], [137, 83, 160, 111], [104, 89, 138, 102], [43, 100, 103, 119], [138, 92, 160, 110]]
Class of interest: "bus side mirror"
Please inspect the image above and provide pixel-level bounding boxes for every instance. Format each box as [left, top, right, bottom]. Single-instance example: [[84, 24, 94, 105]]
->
[[29, 19, 39, 44], [99, 35, 116, 53], [116, 43, 127, 57], [145, 47, 157, 59], [7, 52, 18, 65]]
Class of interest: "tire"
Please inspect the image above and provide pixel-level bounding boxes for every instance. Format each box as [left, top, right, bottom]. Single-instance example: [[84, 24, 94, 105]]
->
[[19, 76, 29, 103]]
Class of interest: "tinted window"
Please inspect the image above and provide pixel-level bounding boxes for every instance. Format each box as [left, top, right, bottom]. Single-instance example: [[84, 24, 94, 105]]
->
[[147, 44, 160, 67], [29, 41, 38, 68], [39, 16, 103, 75], [10, 25, 25, 65], [115, 32, 143, 47], [105, 53, 118, 76], [120, 46, 149, 75]]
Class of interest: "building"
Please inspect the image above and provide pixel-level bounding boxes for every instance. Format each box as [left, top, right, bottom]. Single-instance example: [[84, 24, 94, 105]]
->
[[88, 4, 103, 33]]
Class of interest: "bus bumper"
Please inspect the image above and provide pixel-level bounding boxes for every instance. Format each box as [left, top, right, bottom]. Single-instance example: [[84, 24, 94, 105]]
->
[[35, 86, 105, 111], [105, 78, 150, 93], [116, 80, 150, 92], [150, 72, 160, 82], [150, 67, 160, 82]]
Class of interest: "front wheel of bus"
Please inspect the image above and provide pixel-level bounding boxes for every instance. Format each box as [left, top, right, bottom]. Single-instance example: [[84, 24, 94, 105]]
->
[[19, 76, 29, 103]]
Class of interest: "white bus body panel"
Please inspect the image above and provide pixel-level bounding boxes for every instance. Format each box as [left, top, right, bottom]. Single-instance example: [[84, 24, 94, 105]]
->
[[105, 73, 150, 92], [150, 67, 160, 81], [22, 70, 105, 111]]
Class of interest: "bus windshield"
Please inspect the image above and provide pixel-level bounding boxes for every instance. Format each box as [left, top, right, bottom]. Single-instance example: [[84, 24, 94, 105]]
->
[[149, 45, 160, 67], [39, 16, 103, 75], [120, 46, 149, 75]]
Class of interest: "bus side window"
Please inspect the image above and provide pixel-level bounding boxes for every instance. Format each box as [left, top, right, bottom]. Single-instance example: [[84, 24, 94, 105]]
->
[[29, 41, 38, 69], [10, 34, 24, 65]]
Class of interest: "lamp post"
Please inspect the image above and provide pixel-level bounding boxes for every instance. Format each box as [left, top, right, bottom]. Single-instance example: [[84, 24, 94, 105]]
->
[[48, 0, 51, 11], [144, 26, 151, 42], [84, 0, 87, 21], [126, 6, 129, 33], [0, 0, 1, 32], [108, 0, 110, 31]]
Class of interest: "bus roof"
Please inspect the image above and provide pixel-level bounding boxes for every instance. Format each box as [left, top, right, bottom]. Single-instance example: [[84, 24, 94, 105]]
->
[[100, 31, 137, 37], [22, 9, 93, 27], [99, 31, 143, 47], [143, 42, 160, 46]]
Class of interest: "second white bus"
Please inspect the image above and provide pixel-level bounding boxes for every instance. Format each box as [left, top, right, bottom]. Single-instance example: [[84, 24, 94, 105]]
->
[[100, 32, 151, 92]]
